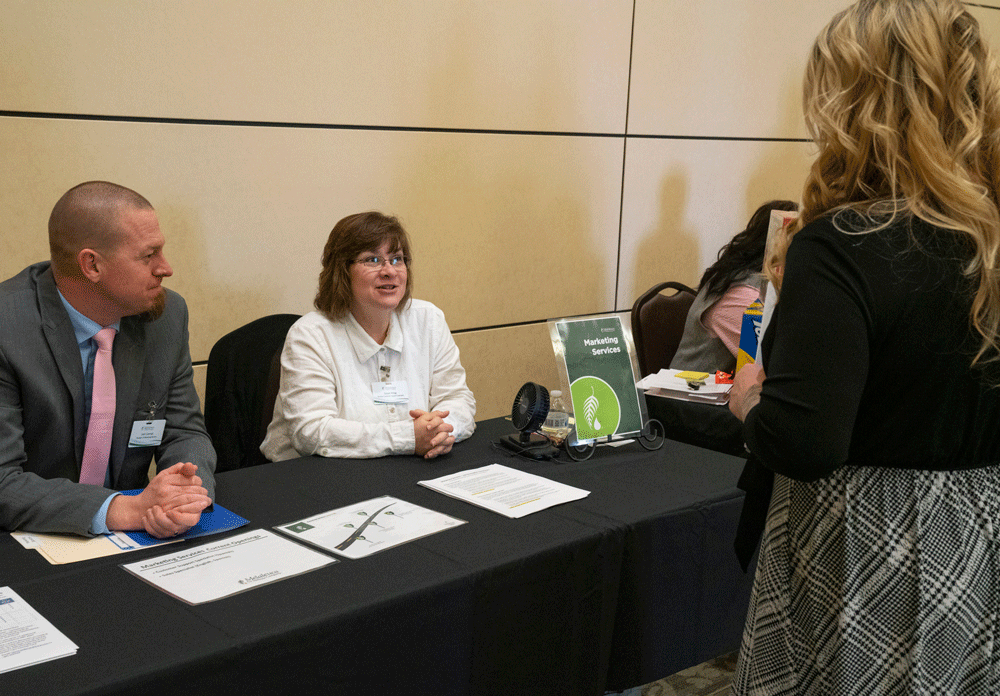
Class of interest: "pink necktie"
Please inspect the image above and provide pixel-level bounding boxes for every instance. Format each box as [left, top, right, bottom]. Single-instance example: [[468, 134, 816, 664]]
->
[[80, 327, 117, 486]]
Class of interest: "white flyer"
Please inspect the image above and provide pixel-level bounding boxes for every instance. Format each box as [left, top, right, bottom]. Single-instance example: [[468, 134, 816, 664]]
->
[[120, 529, 335, 605], [0, 586, 78, 674], [419, 463, 590, 519], [276, 495, 466, 560]]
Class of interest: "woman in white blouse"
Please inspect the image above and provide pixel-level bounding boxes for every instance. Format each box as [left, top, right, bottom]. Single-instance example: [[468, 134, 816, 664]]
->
[[260, 212, 476, 460]]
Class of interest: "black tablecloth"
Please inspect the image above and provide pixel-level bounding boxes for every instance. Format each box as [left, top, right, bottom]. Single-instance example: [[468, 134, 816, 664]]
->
[[644, 392, 747, 457], [0, 418, 753, 695]]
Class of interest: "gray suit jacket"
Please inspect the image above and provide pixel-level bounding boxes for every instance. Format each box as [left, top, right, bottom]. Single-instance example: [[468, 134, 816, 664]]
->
[[0, 262, 216, 535]]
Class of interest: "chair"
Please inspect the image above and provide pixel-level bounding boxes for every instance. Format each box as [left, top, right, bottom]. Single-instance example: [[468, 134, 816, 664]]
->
[[630, 281, 697, 377], [204, 313, 300, 472]]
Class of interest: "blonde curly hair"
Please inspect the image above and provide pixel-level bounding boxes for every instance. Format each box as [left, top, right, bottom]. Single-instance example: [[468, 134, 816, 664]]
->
[[768, 0, 1000, 366]]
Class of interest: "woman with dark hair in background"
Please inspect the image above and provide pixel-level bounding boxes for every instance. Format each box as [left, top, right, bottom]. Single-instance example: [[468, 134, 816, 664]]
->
[[261, 211, 476, 461], [729, 1, 1000, 693], [670, 200, 797, 372]]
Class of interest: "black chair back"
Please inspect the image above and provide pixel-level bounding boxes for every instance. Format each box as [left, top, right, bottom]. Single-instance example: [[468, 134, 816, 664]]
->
[[204, 313, 300, 472]]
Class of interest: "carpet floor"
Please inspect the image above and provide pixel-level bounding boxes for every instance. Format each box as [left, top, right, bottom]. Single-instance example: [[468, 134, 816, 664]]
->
[[639, 651, 737, 696]]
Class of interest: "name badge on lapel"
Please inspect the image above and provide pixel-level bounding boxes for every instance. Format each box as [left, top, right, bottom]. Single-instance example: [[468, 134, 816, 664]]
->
[[371, 381, 409, 405], [129, 420, 166, 447]]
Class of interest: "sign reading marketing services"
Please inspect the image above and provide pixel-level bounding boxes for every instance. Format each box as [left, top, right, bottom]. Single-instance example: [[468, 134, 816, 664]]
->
[[550, 314, 644, 442]]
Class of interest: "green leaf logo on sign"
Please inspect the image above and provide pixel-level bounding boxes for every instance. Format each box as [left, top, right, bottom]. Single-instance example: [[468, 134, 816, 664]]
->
[[570, 376, 620, 440]]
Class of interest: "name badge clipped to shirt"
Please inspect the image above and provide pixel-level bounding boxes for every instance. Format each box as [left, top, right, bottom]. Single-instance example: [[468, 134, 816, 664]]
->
[[129, 420, 166, 447], [371, 380, 409, 405]]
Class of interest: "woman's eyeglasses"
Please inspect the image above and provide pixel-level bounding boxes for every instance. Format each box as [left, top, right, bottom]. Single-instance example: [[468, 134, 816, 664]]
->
[[351, 255, 408, 269]]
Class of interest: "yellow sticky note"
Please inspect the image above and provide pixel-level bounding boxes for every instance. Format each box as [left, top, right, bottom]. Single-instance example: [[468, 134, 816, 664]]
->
[[675, 371, 710, 381]]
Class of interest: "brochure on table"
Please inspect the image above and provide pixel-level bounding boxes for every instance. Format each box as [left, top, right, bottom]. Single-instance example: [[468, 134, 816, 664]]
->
[[121, 529, 335, 605], [0, 586, 78, 674], [10, 498, 249, 565], [275, 496, 466, 560], [419, 464, 589, 518], [548, 313, 647, 445], [757, 209, 800, 362]]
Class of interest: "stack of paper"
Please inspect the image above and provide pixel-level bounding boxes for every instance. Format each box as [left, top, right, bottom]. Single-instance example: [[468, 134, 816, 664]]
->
[[637, 369, 732, 404], [0, 587, 78, 674]]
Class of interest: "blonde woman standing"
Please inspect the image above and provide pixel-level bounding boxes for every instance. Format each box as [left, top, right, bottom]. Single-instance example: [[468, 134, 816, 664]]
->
[[729, 1, 1000, 693]]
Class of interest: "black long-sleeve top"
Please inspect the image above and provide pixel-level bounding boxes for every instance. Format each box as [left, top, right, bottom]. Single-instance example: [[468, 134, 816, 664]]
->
[[744, 212, 1000, 482]]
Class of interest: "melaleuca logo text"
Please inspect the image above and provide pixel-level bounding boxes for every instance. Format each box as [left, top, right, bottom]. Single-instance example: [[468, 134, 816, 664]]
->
[[239, 571, 280, 585]]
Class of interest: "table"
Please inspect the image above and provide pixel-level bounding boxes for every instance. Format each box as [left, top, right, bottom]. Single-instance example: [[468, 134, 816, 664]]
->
[[0, 418, 754, 695]]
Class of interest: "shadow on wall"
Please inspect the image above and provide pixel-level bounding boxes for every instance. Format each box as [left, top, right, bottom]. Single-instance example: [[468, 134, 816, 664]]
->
[[628, 170, 701, 305], [743, 76, 814, 217]]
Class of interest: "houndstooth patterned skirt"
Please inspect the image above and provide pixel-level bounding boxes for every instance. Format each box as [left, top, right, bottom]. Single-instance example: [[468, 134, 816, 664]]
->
[[733, 465, 1000, 695]]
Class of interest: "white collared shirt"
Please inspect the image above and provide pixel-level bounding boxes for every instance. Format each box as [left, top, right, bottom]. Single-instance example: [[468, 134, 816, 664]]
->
[[261, 299, 476, 460]]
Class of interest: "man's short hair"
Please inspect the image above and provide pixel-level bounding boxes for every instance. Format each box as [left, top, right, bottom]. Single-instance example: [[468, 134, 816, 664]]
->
[[48, 181, 154, 278]]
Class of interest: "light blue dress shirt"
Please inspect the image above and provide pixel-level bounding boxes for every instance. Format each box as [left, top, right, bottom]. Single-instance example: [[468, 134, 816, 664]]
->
[[57, 290, 121, 535]]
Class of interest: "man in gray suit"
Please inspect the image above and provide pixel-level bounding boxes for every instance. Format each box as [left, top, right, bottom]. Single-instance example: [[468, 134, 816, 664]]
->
[[0, 181, 216, 538]]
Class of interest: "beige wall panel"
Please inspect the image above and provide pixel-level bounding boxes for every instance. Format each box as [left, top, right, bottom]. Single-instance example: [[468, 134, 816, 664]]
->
[[0, 0, 631, 134], [0, 118, 624, 360], [628, 0, 848, 138], [192, 363, 207, 417], [616, 138, 816, 309], [454, 325, 562, 422], [970, 5, 1000, 45]]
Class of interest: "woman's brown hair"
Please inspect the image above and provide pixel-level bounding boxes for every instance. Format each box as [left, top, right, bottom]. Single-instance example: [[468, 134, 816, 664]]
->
[[314, 211, 414, 319]]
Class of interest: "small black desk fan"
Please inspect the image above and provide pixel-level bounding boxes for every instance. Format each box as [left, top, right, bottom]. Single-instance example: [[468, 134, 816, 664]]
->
[[498, 382, 559, 460]]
